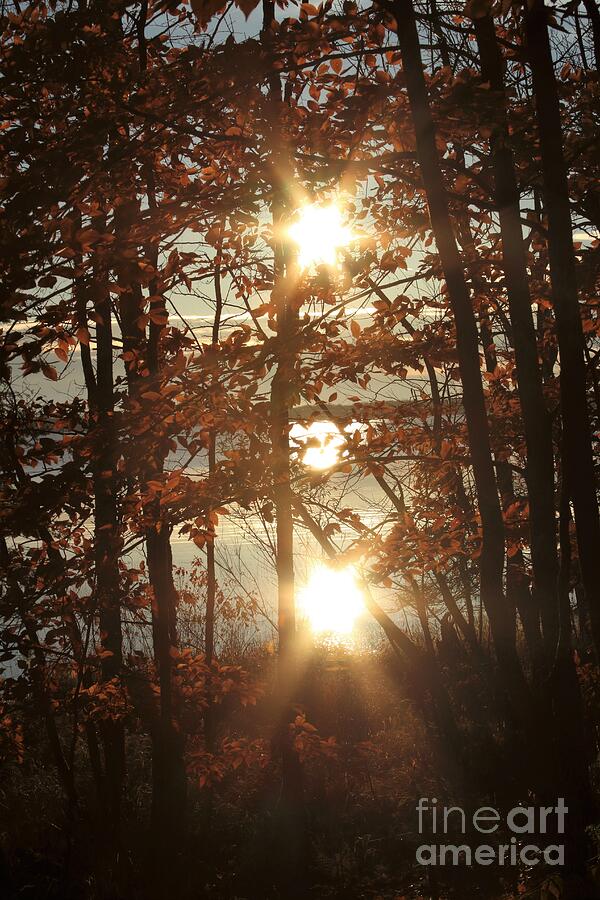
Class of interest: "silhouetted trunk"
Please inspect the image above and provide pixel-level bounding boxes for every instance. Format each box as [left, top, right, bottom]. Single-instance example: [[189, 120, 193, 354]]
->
[[71, 234, 104, 798], [146, 521, 186, 865], [392, 0, 528, 713], [263, 0, 296, 674], [434, 571, 484, 660], [93, 214, 125, 835], [582, 0, 600, 70], [205, 434, 216, 667], [74, 211, 97, 405], [477, 300, 546, 674], [143, 172, 187, 880], [549, 484, 596, 893], [114, 197, 146, 393], [203, 265, 223, 756], [524, 0, 600, 656], [496, 461, 545, 676], [268, 195, 306, 898], [262, 6, 305, 888], [574, 4, 589, 70], [205, 260, 223, 668], [271, 354, 296, 669], [474, 13, 558, 659]]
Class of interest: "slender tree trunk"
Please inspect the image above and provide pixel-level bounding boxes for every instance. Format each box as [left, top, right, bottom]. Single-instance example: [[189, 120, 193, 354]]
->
[[70, 228, 106, 800], [142, 173, 187, 881], [574, 4, 589, 70], [74, 211, 97, 405], [581, 0, 600, 70], [474, 13, 559, 659], [146, 521, 186, 858], [114, 198, 146, 392], [524, 0, 600, 656], [262, 3, 306, 887], [93, 213, 125, 835], [270, 346, 296, 670], [268, 199, 306, 896], [205, 258, 223, 668], [205, 437, 217, 667], [549, 483, 596, 894], [263, 1, 296, 674], [477, 299, 546, 672], [392, 0, 528, 712], [202, 262, 223, 757]]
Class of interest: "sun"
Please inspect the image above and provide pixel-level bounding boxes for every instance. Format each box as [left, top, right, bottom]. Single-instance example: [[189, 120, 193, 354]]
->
[[290, 420, 346, 470], [287, 202, 353, 269], [298, 564, 365, 637]]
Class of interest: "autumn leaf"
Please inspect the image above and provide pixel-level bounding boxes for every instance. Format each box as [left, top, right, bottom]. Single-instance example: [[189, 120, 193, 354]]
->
[[190, 0, 228, 26], [237, 0, 261, 17], [41, 363, 58, 381]]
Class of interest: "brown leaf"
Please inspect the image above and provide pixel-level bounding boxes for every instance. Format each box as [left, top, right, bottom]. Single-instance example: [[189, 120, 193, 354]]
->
[[237, 0, 260, 17], [42, 364, 58, 381], [191, 0, 228, 25]]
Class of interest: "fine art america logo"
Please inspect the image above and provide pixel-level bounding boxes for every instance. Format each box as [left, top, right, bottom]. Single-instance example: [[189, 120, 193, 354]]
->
[[416, 798, 567, 867]]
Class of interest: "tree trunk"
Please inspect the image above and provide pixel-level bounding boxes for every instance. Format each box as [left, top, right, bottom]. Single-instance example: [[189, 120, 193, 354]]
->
[[262, 4, 306, 886], [205, 258, 224, 668], [524, 0, 600, 656], [93, 213, 125, 835], [581, 0, 600, 70], [549, 484, 596, 894], [392, 0, 528, 713], [146, 522, 187, 862], [142, 174, 187, 883], [474, 13, 559, 660], [477, 296, 546, 673]]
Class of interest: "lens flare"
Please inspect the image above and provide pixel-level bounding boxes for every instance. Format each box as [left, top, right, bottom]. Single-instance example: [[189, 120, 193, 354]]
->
[[298, 565, 365, 636], [288, 203, 353, 269]]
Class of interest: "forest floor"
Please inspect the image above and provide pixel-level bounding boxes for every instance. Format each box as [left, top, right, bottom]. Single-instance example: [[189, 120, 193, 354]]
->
[[0, 648, 579, 899]]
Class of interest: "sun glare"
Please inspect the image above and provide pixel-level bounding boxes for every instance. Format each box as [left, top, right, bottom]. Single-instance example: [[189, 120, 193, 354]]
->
[[288, 203, 353, 269], [298, 565, 365, 637], [290, 420, 346, 470]]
